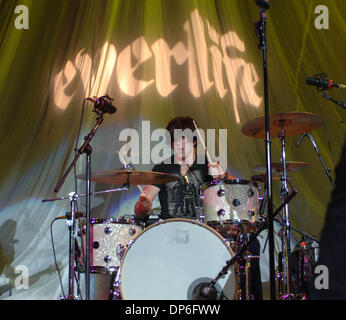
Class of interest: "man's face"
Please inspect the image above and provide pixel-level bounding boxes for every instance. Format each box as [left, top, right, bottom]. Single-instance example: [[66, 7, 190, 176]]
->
[[172, 136, 195, 164]]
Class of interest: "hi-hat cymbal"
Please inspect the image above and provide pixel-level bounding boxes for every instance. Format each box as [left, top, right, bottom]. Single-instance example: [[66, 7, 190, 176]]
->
[[241, 112, 324, 138], [77, 169, 179, 185], [253, 161, 311, 174]]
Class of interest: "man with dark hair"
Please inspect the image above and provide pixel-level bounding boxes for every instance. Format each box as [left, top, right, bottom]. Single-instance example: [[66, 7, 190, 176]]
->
[[135, 116, 229, 219], [134, 116, 263, 300]]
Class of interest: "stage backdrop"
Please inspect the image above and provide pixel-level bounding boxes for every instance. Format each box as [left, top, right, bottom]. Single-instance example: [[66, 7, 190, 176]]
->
[[0, 0, 345, 299]]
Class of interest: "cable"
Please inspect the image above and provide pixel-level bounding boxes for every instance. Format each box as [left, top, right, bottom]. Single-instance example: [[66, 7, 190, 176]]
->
[[50, 218, 65, 298], [50, 217, 85, 300]]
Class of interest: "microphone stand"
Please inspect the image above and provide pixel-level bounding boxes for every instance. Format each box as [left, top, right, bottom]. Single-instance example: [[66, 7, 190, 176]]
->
[[306, 133, 336, 190], [321, 91, 346, 110], [255, 1, 276, 299], [53, 110, 106, 300]]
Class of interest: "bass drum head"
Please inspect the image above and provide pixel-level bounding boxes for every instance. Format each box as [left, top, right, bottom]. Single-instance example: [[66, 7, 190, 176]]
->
[[119, 218, 236, 300]]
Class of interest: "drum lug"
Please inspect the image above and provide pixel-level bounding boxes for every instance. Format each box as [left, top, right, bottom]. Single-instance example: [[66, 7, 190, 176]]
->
[[247, 210, 255, 218], [218, 208, 226, 217], [129, 227, 137, 236], [218, 209, 226, 226], [116, 244, 125, 260], [104, 227, 112, 234], [217, 188, 226, 197], [104, 255, 112, 263], [247, 188, 255, 198]]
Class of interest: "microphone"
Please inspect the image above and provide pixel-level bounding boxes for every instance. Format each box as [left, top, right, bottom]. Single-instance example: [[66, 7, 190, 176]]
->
[[87, 95, 117, 114], [296, 133, 307, 147], [306, 77, 346, 90], [56, 212, 86, 220]]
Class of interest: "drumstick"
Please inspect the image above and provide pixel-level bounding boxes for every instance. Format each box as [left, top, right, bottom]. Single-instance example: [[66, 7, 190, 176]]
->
[[117, 151, 144, 194], [193, 120, 213, 164]]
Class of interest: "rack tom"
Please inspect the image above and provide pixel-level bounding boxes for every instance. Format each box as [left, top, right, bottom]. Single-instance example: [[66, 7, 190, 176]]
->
[[202, 179, 262, 237]]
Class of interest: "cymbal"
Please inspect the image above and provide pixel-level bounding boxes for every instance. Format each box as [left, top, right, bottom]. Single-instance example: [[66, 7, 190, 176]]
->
[[77, 169, 180, 185], [253, 161, 311, 174], [241, 112, 324, 138]]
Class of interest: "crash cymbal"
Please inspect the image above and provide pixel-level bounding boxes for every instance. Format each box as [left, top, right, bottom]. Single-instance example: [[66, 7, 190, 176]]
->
[[241, 112, 324, 138], [77, 169, 180, 185], [253, 161, 311, 174]]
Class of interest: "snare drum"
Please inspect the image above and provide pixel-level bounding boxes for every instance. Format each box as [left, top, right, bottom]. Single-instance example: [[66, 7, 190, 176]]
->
[[118, 218, 236, 300], [80, 217, 144, 274], [202, 179, 261, 236]]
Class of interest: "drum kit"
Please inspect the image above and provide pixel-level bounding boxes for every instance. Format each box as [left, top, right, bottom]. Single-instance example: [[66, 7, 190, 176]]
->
[[42, 111, 326, 300]]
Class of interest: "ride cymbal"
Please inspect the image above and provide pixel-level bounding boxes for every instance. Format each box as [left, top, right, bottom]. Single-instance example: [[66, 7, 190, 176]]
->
[[253, 161, 311, 174], [241, 112, 324, 138]]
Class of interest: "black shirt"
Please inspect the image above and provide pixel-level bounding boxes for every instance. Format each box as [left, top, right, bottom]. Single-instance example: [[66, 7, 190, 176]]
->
[[153, 155, 212, 219]]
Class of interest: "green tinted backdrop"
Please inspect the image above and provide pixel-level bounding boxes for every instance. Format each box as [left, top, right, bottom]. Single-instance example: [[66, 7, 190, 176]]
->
[[0, 0, 345, 299]]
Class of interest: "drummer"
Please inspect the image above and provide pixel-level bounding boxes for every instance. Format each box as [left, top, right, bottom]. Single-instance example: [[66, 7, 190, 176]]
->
[[134, 116, 232, 219], [134, 116, 263, 300]]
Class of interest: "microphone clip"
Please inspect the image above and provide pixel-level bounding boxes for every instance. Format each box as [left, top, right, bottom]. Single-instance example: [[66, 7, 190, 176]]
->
[[313, 73, 329, 92], [87, 95, 117, 116]]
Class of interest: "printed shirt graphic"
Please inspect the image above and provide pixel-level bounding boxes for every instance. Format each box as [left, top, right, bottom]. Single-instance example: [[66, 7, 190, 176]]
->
[[153, 155, 212, 219]]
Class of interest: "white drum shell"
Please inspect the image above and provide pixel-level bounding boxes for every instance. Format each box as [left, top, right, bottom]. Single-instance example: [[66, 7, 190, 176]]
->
[[202, 180, 260, 224], [81, 218, 143, 273]]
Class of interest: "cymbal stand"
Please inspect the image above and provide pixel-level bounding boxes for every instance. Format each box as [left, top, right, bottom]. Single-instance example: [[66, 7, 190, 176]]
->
[[202, 190, 297, 298], [235, 234, 259, 300], [277, 128, 292, 298]]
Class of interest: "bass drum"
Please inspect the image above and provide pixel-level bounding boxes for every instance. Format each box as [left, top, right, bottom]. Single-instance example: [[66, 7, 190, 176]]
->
[[118, 218, 237, 300]]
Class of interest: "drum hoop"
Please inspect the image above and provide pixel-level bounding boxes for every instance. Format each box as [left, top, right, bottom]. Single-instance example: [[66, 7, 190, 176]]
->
[[89, 217, 143, 225], [206, 220, 263, 229], [118, 217, 234, 299], [202, 179, 258, 190]]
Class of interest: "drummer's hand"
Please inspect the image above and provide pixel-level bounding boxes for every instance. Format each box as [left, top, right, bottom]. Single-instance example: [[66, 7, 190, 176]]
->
[[208, 162, 226, 180], [135, 193, 152, 217]]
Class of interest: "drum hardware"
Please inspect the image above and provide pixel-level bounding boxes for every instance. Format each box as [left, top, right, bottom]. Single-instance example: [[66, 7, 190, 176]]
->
[[276, 127, 292, 298], [217, 188, 226, 197], [236, 251, 260, 301], [242, 111, 323, 299], [42, 185, 128, 299], [202, 189, 297, 300], [296, 132, 336, 190]]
